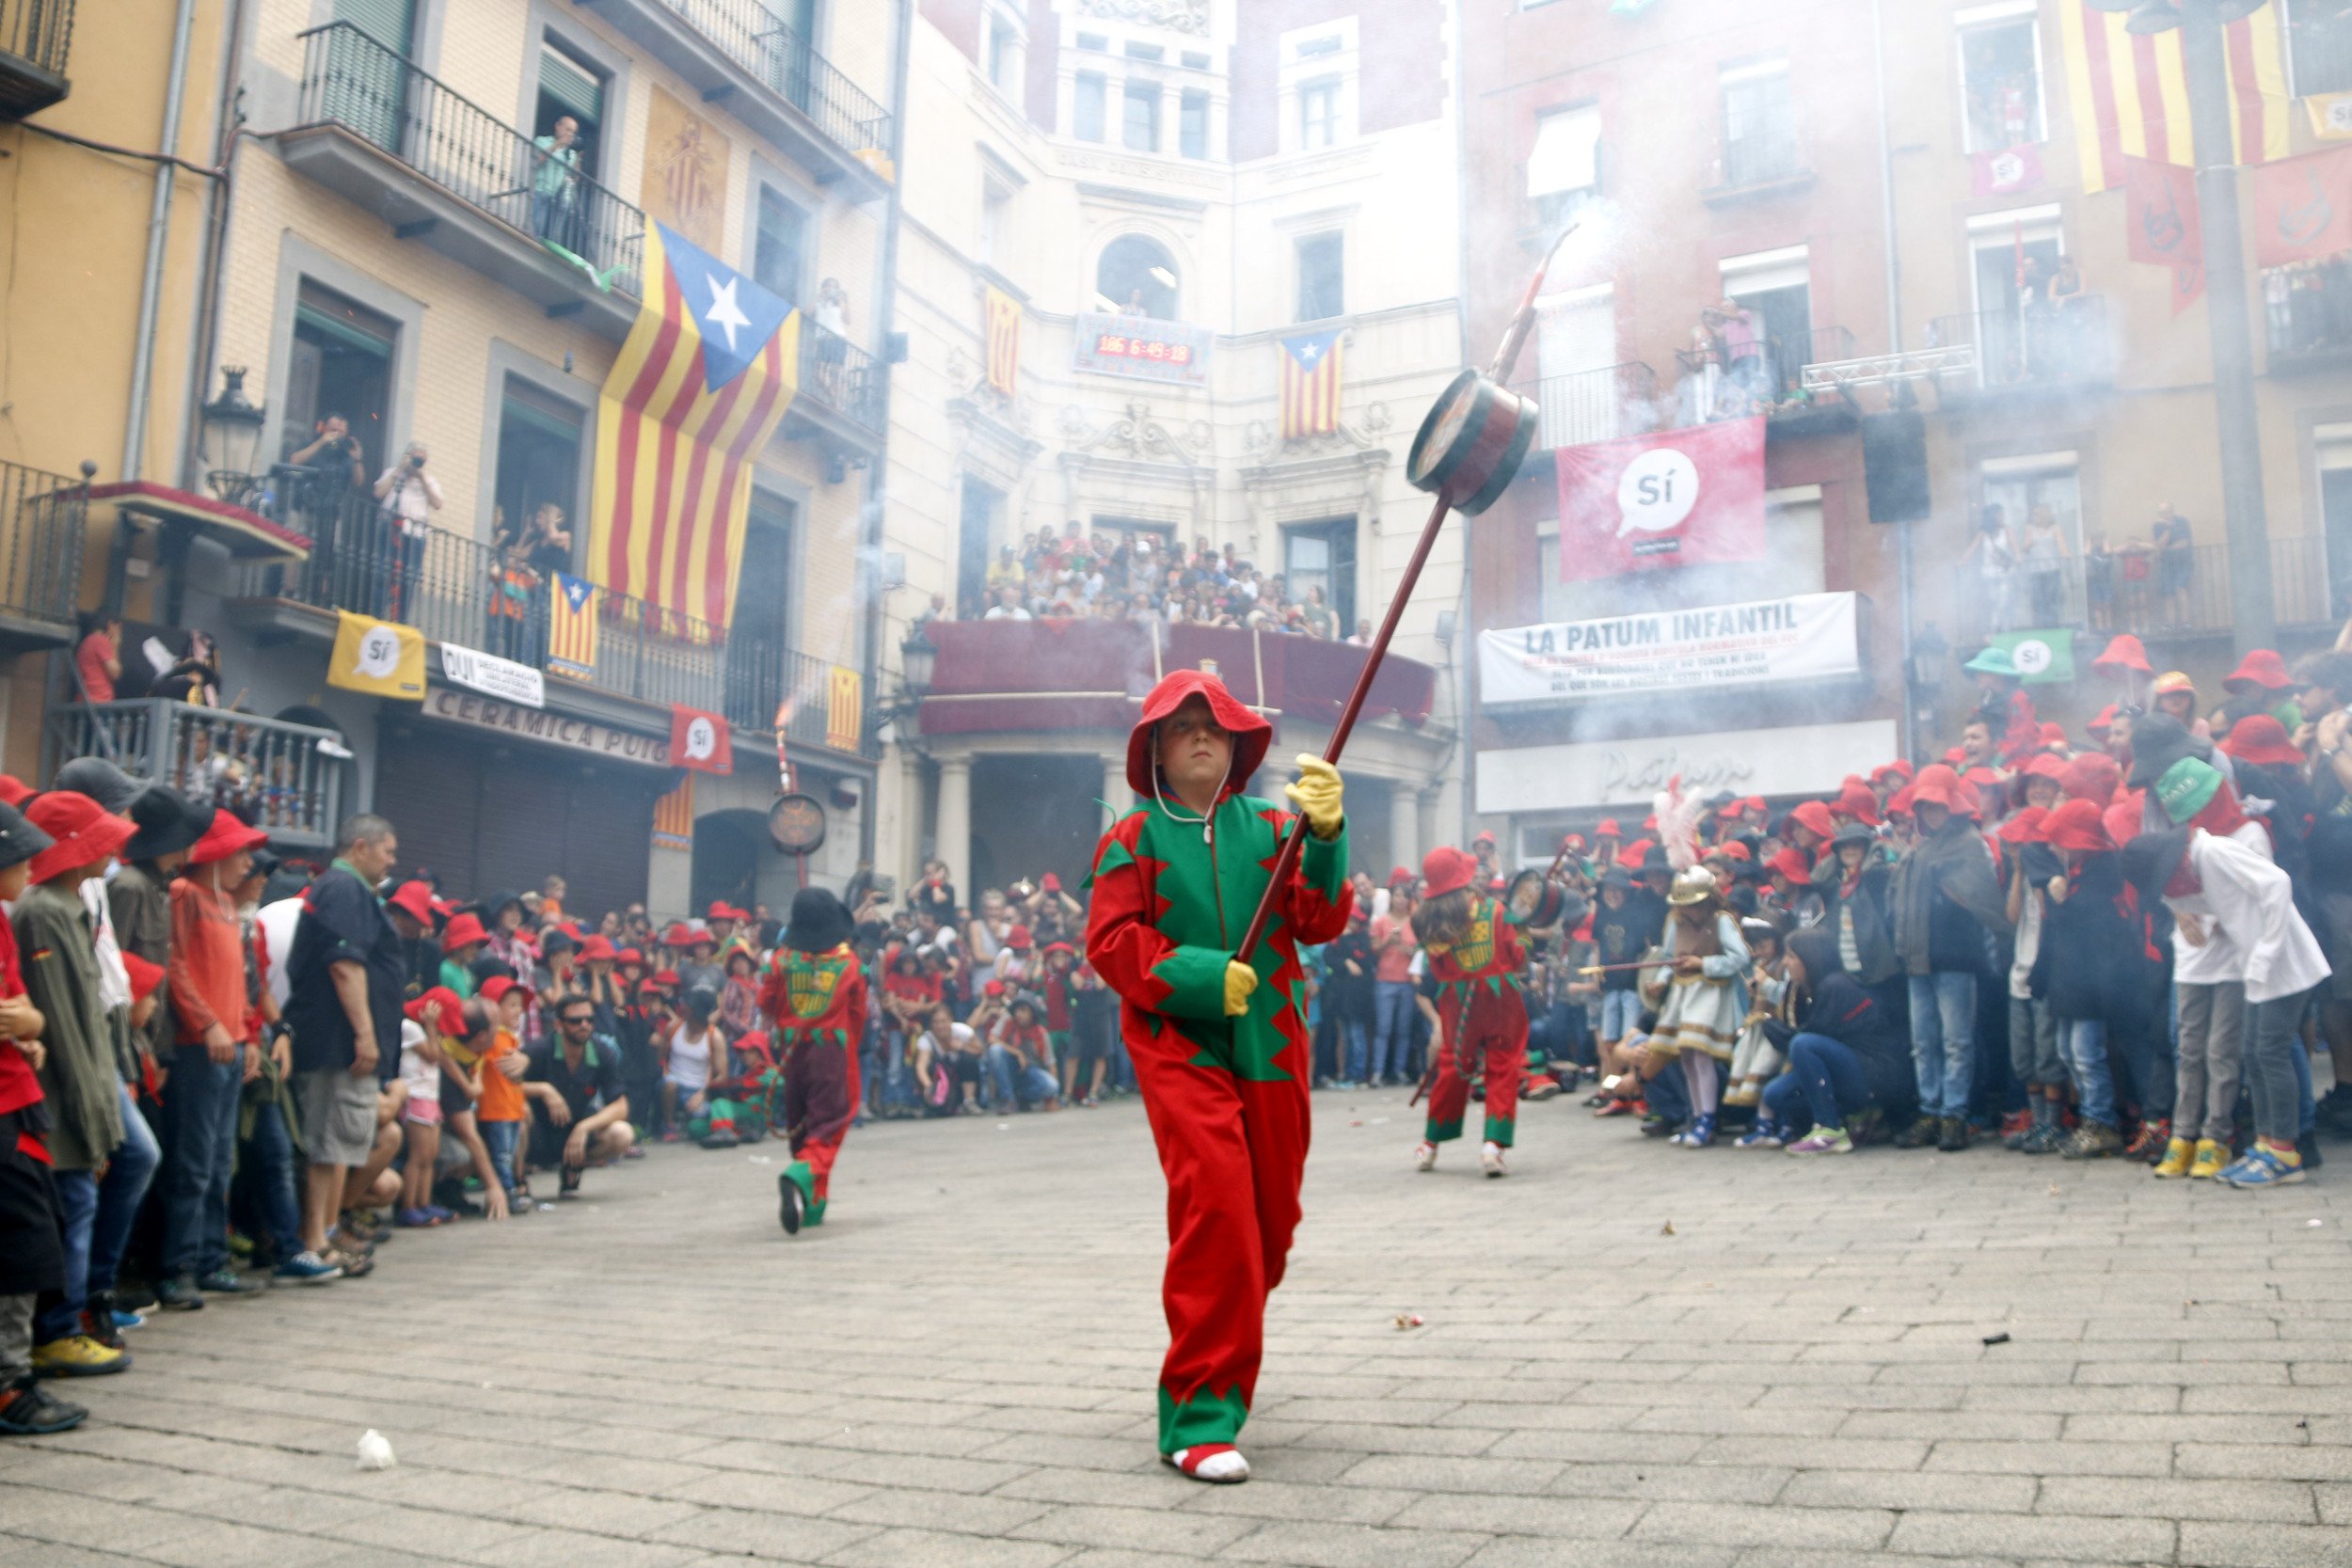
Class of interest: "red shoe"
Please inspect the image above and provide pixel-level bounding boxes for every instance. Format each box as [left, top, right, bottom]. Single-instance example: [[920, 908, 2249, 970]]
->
[[1998, 1109, 2032, 1140], [1594, 1096, 1642, 1118]]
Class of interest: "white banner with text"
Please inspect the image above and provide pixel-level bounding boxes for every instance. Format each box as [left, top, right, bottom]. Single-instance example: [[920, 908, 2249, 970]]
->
[[1478, 591, 1860, 705]]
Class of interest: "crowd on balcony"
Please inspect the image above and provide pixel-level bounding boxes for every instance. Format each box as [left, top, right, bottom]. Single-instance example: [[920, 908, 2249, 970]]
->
[[1963, 499, 2198, 637], [1674, 298, 1825, 426], [948, 529, 1372, 642]]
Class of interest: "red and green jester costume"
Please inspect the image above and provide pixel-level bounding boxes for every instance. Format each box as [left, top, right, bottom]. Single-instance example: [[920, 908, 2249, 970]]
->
[[1086, 670, 1352, 1474], [758, 889, 865, 1234], [1416, 846, 1530, 1159]]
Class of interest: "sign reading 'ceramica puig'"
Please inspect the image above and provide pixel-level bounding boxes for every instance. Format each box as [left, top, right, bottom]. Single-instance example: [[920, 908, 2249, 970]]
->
[[1478, 592, 1859, 705], [1072, 312, 1212, 385]]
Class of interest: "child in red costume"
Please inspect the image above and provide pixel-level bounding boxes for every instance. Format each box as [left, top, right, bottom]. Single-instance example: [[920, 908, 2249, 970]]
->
[[758, 889, 864, 1234], [1409, 845, 1530, 1178], [1086, 670, 1351, 1484]]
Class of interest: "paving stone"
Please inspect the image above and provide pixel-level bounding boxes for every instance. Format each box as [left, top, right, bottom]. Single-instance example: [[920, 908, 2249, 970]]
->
[[1775, 1470, 2038, 1515], [2176, 1520, 2352, 1567], [2036, 1475, 2315, 1524], [1005, 1502, 1261, 1555], [1382, 1491, 1645, 1539], [1221, 1520, 1490, 1568], [1629, 1500, 1894, 1550], [1883, 1509, 2175, 1562]]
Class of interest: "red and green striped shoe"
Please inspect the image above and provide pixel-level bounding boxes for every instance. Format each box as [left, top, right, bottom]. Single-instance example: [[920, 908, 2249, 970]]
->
[[1163, 1444, 1249, 1483]]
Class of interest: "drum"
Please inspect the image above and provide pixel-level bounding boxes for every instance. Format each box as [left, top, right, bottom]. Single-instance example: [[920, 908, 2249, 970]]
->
[[1406, 370, 1538, 516], [1504, 869, 1566, 931]]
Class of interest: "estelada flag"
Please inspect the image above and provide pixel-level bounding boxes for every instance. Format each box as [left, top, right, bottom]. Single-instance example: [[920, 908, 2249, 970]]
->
[[2251, 145, 2352, 270], [985, 285, 1021, 397], [1554, 418, 1766, 582], [2058, 0, 2287, 195], [327, 610, 426, 701], [547, 571, 599, 678], [591, 223, 799, 632], [669, 704, 733, 775], [1279, 330, 1344, 439], [2123, 155, 2204, 315]]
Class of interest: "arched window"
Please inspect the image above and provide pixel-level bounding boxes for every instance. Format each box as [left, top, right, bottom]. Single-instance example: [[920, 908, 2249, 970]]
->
[[1095, 235, 1179, 320]]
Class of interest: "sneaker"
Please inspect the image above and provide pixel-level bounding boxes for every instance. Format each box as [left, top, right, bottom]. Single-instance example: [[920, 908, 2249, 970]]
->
[[196, 1268, 263, 1297], [395, 1208, 438, 1228], [2188, 1139, 2228, 1180], [778, 1170, 805, 1234], [2020, 1121, 2066, 1155], [2153, 1136, 2197, 1179], [2124, 1118, 2171, 1163], [2298, 1134, 2325, 1172], [2219, 1147, 2307, 1189], [1938, 1116, 1969, 1153], [76, 1292, 123, 1352], [1641, 1115, 1678, 1139], [154, 1275, 204, 1312], [1892, 1114, 1943, 1148], [111, 1310, 145, 1332], [1413, 1141, 1438, 1173], [1163, 1444, 1249, 1483], [1676, 1113, 1717, 1149], [505, 1188, 534, 1214], [1998, 1108, 2034, 1148], [422, 1205, 458, 1224], [1787, 1127, 1853, 1156], [29, 1335, 128, 1378], [0, 1376, 87, 1435], [2316, 1085, 2352, 1136], [1734, 1121, 1785, 1149], [1481, 1141, 1508, 1177], [2061, 1122, 2124, 1160], [321, 1245, 374, 1279], [1594, 1097, 1641, 1117], [272, 1251, 343, 1285]]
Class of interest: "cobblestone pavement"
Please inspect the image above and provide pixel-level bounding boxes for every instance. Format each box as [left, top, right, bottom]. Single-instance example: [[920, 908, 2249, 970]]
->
[[4, 1087, 2350, 1568]]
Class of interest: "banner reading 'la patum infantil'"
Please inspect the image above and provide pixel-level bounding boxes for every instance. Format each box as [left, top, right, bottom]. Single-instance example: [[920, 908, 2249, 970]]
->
[[1479, 592, 1859, 705]]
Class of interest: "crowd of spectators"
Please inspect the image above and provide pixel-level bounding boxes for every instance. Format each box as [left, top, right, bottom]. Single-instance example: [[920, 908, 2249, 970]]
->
[[946, 529, 1372, 643]]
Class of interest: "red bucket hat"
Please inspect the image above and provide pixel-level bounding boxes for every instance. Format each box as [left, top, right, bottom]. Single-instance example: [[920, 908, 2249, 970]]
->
[[1420, 845, 1476, 898], [121, 949, 165, 1005], [2224, 647, 2293, 692], [2104, 793, 2144, 848], [1126, 669, 1271, 799], [2092, 634, 2153, 676], [2038, 721, 2068, 749], [1996, 805, 2050, 845], [1783, 800, 1836, 841], [579, 935, 618, 962], [2086, 703, 2118, 736], [2058, 752, 2122, 807], [660, 923, 696, 947], [24, 792, 135, 883], [1007, 925, 1034, 948], [1870, 759, 1915, 785], [1387, 864, 1415, 887], [1595, 817, 1621, 836], [1832, 783, 1881, 827], [1764, 847, 1812, 883], [2043, 798, 2114, 853], [187, 809, 269, 868], [439, 911, 489, 953], [1906, 764, 1969, 814], [405, 985, 468, 1037], [477, 974, 534, 1007], [0, 775, 31, 808], [386, 879, 439, 928], [2220, 714, 2304, 768]]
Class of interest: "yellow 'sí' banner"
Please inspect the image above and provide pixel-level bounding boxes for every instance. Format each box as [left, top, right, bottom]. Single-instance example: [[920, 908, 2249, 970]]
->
[[328, 610, 426, 701]]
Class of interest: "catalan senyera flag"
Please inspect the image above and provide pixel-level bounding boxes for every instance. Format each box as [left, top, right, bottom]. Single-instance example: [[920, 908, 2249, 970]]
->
[[653, 773, 693, 852], [592, 222, 799, 632], [2058, 0, 2288, 195], [1279, 329, 1345, 440], [547, 571, 599, 678], [985, 285, 1021, 397]]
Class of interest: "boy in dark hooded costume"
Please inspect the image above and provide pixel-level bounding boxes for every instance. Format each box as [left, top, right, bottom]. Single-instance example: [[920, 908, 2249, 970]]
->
[[1084, 669, 1351, 1484], [759, 888, 862, 1234]]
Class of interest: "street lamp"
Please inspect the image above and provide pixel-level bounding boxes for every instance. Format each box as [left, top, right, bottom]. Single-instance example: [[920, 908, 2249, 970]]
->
[[900, 625, 936, 697], [199, 366, 267, 503]]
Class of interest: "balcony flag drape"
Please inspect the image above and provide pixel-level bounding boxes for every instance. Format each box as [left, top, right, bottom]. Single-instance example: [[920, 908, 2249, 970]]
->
[[591, 222, 799, 636], [1279, 330, 1345, 439], [2058, 0, 2287, 196]]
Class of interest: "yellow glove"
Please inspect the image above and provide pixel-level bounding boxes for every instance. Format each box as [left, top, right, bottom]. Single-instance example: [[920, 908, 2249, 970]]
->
[[1284, 754, 1344, 842], [1222, 959, 1259, 1018]]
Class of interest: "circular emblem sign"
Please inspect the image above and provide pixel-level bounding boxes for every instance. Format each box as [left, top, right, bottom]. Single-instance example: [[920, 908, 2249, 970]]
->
[[355, 626, 403, 678], [682, 716, 719, 762], [1614, 448, 1701, 537], [2010, 637, 2054, 676], [768, 792, 828, 854]]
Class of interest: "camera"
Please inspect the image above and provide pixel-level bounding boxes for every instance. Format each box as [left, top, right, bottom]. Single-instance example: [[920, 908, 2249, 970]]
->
[[408, 453, 424, 468]]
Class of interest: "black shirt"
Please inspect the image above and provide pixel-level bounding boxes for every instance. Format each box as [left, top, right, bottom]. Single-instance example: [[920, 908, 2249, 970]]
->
[[285, 866, 408, 1075], [528, 1033, 626, 1121]]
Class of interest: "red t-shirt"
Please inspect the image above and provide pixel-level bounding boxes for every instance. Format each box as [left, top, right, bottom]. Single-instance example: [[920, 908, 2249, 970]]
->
[[1370, 914, 1417, 984], [0, 918, 39, 1119], [75, 631, 116, 704]]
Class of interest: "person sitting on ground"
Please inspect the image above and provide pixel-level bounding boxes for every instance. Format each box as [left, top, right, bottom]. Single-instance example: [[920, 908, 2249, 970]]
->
[[524, 993, 635, 1196], [659, 986, 724, 1138], [1753, 929, 1918, 1155], [986, 993, 1062, 1112]]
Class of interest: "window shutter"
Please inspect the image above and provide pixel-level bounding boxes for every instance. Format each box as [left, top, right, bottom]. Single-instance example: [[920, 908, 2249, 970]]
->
[[539, 44, 604, 124]]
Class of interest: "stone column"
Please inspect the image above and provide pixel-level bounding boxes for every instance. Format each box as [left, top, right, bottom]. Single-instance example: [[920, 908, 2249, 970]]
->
[[936, 754, 973, 900], [1389, 777, 1419, 877], [1102, 754, 1135, 831]]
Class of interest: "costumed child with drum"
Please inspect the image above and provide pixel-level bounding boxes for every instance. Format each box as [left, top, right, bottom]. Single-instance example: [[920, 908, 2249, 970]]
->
[[1410, 845, 1533, 1179]]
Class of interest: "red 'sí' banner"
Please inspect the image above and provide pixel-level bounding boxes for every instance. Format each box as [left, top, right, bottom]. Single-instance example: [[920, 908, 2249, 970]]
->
[[669, 705, 734, 776], [1553, 417, 1766, 582]]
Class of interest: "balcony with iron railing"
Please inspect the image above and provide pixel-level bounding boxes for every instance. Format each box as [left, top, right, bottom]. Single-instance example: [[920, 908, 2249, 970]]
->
[[0, 0, 72, 119], [1703, 100, 1809, 199], [280, 22, 645, 341], [1929, 295, 2112, 395], [0, 456, 88, 648], [2262, 259, 2352, 372], [50, 703, 349, 849], [233, 487, 877, 760], [1956, 537, 2335, 646], [1674, 325, 1858, 428], [784, 320, 887, 450], [1512, 363, 1662, 451], [583, 0, 894, 194]]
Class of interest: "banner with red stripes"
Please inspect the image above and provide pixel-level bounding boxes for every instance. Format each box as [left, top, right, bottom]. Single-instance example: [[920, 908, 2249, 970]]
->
[[2058, 1, 2287, 196]]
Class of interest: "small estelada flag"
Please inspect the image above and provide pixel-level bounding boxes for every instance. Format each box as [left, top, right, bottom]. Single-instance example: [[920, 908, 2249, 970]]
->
[[327, 610, 425, 701], [669, 704, 733, 775], [548, 572, 599, 678], [1279, 329, 1344, 439]]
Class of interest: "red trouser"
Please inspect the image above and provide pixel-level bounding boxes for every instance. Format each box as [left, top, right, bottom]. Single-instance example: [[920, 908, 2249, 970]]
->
[[1129, 1018, 1309, 1454], [785, 1039, 860, 1211], [1422, 989, 1528, 1148]]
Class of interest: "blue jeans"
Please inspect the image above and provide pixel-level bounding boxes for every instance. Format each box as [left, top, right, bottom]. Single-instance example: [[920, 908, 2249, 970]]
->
[[38, 1085, 160, 1341], [1764, 1032, 1871, 1132], [244, 1099, 304, 1256], [481, 1118, 520, 1192], [1340, 1018, 1371, 1083], [984, 1046, 1057, 1109], [2064, 1018, 2115, 1129], [1907, 972, 1977, 1118], [1372, 982, 1417, 1083], [162, 1050, 242, 1278]]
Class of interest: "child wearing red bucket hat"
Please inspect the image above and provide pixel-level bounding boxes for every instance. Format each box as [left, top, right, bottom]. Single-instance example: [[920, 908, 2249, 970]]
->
[[0, 796, 74, 1431], [1886, 766, 2012, 1152], [1407, 845, 1531, 1180], [1083, 669, 1352, 1483], [2029, 800, 2159, 1161]]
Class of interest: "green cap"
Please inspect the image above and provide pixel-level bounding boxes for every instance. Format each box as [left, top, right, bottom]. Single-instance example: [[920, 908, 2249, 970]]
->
[[2154, 756, 2222, 825]]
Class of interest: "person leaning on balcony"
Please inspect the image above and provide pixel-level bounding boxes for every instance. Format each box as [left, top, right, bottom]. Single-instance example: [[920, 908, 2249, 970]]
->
[[982, 583, 1031, 622], [286, 413, 366, 500], [530, 116, 582, 245], [72, 617, 119, 705], [373, 442, 442, 624]]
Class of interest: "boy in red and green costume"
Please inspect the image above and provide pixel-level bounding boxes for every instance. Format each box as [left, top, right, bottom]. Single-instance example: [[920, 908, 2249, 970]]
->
[[1412, 845, 1530, 1178], [1086, 670, 1351, 1484], [758, 889, 864, 1234]]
